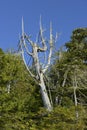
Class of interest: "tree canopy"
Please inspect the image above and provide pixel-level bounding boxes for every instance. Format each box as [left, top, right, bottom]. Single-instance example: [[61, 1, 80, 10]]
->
[[0, 28, 87, 129]]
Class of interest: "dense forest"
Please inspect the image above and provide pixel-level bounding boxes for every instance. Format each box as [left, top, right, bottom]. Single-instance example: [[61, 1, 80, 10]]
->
[[0, 28, 87, 130]]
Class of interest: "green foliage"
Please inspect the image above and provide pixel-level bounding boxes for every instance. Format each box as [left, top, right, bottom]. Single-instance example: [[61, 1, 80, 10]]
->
[[0, 51, 42, 129], [25, 106, 86, 130], [49, 28, 87, 105], [0, 27, 87, 129], [47, 28, 87, 129], [66, 28, 87, 62], [0, 53, 25, 85]]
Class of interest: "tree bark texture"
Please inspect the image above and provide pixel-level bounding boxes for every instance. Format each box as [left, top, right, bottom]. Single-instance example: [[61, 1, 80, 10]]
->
[[18, 18, 56, 111]]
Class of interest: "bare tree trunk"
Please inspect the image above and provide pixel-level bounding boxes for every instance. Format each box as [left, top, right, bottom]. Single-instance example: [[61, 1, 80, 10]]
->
[[18, 17, 57, 111], [39, 72, 53, 111], [73, 74, 78, 118], [74, 86, 77, 107], [32, 45, 53, 111], [73, 74, 78, 107]]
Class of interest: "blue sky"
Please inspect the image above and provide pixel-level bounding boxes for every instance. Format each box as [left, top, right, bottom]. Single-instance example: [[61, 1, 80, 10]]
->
[[0, 0, 87, 51]]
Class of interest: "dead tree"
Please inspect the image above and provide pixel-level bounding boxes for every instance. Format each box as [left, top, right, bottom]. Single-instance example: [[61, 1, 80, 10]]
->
[[18, 18, 57, 111]]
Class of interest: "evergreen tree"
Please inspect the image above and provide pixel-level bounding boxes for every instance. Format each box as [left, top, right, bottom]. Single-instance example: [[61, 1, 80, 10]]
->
[[0, 50, 42, 129], [0, 28, 87, 129]]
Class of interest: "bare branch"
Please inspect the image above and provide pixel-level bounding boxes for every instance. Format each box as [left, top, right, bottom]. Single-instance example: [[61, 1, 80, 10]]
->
[[49, 22, 53, 47], [42, 23, 53, 73], [20, 39, 36, 79], [73, 74, 78, 107], [22, 17, 24, 37], [62, 68, 69, 87], [23, 40, 33, 56], [37, 16, 47, 52], [22, 17, 34, 52], [24, 34, 34, 47]]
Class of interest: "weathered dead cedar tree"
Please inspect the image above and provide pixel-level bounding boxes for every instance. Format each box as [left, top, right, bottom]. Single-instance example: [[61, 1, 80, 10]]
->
[[18, 17, 57, 111]]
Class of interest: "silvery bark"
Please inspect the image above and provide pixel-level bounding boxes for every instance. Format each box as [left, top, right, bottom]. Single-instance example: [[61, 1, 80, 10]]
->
[[18, 18, 57, 111]]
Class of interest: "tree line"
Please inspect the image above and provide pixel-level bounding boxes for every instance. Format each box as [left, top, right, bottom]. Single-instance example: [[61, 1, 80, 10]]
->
[[0, 27, 87, 130]]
